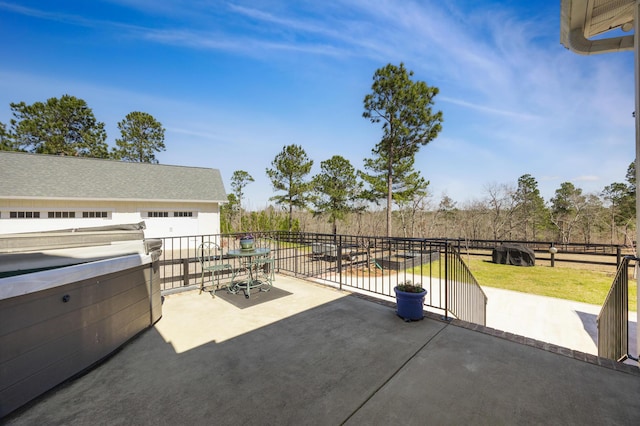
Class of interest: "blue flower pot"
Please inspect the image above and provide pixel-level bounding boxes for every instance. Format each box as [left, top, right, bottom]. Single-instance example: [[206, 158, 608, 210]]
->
[[394, 287, 427, 321]]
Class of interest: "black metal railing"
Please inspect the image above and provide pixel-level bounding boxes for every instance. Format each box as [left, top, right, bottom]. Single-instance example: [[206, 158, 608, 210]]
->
[[445, 246, 487, 325], [273, 233, 446, 307], [157, 231, 487, 325], [597, 256, 637, 361], [157, 232, 278, 293]]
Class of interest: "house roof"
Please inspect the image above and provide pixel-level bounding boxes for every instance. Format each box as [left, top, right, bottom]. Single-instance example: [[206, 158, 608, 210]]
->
[[560, 0, 635, 55], [0, 151, 227, 203]]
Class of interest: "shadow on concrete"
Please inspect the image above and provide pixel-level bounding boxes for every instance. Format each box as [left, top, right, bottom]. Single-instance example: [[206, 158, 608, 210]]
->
[[5, 279, 640, 425], [576, 310, 638, 359], [5, 291, 447, 425], [576, 310, 598, 347]]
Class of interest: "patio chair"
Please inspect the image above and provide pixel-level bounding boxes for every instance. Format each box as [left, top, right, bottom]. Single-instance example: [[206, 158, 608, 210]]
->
[[252, 237, 275, 288], [197, 242, 232, 296]]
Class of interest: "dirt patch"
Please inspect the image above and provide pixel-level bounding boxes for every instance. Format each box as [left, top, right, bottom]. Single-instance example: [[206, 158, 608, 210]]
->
[[343, 264, 385, 277]]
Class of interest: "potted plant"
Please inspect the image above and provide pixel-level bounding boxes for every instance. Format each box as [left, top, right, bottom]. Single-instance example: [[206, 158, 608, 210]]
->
[[394, 280, 427, 321], [240, 234, 255, 250]]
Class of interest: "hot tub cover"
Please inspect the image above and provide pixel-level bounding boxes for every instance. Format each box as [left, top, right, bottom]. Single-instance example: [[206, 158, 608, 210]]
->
[[492, 244, 535, 267], [0, 222, 155, 276]]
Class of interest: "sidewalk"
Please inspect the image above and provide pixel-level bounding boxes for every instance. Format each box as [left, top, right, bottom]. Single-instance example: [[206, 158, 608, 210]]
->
[[482, 286, 638, 359]]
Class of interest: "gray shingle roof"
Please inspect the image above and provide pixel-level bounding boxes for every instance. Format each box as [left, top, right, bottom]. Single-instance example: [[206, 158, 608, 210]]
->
[[0, 151, 227, 202]]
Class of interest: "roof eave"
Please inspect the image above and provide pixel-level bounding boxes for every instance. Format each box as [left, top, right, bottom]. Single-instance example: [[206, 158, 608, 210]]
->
[[560, 0, 635, 55], [562, 28, 634, 54], [0, 196, 226, 204]]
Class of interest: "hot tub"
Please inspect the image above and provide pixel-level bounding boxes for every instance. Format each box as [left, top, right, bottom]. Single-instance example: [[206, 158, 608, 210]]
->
[[0, 224, 162, 418], [375, 250, 440, 270]]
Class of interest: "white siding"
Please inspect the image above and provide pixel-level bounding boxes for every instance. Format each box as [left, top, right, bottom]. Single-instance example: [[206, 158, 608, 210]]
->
[[0, 199, 220, 238]]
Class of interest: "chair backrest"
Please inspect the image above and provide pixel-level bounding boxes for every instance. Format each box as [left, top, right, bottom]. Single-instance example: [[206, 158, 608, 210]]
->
[[197, 241, 222, 267]]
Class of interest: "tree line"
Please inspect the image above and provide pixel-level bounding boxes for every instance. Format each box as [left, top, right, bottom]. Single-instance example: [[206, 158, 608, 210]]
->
[[225, 63, 443, 238], [225, 159, 636, 246], [433, 169, 636, 246], [0, 94, 166, 163], [222, 62, 636, 245], [1, 64, 444, 239], [1, 63, 442, 240], [3, 66, 633, 246]]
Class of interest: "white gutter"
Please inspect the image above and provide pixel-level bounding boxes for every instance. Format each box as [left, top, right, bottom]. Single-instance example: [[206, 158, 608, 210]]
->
[[560, 0, 635, 55], [565, 28, 634, 54]]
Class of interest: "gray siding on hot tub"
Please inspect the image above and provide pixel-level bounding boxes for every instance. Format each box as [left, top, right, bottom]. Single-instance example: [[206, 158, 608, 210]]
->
[[0, 257, 162, 418]]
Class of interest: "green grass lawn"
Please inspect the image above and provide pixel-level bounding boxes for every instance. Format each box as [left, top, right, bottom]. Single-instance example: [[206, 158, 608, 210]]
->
[[465, 259, 637, 311]]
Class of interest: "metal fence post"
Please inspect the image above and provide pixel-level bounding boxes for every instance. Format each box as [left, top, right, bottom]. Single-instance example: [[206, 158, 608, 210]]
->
[[443, 240, 449, 321], [182, 258, 189, 287], [338, 234, 343, 290]]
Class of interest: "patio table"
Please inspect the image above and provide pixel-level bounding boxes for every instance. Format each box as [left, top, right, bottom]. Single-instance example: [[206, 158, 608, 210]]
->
[[227, 247, 272, 298]]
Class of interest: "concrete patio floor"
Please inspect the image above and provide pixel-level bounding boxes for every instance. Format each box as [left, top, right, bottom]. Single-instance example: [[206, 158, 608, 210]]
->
[[5, 275, 640, 425]]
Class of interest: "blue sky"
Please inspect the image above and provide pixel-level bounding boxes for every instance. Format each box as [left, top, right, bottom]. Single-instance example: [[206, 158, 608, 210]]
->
[[0, 0, 635, 211]]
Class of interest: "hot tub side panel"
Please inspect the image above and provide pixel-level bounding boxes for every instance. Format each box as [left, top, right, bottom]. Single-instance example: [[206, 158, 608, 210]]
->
[[149, 259, 162, 324], [0, 262, 161, 418]]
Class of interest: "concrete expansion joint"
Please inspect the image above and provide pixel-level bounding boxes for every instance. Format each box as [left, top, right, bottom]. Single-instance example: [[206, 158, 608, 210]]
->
[[340, 320, 452, 425]]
